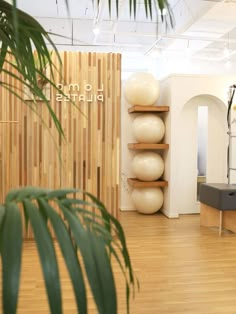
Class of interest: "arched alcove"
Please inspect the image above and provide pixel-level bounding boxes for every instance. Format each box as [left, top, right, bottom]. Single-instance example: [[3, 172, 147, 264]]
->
[[176, 94, 228, 214]]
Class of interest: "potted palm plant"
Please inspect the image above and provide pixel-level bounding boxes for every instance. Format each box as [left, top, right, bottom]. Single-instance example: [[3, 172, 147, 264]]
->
[[0, 0, 171, 313]]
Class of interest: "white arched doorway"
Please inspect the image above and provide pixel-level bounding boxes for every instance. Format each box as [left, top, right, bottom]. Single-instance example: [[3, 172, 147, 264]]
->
[[176, 94, 228, 214]]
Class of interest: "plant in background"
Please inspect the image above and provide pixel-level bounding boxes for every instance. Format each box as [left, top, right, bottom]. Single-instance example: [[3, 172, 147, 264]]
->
[[0, 0, 172, 313]]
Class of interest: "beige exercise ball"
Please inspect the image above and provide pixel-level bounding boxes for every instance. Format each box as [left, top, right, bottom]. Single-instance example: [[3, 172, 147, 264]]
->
[[132, 114, 165, 143], [131, 187, 164, 214], [124, 72, 160, 106], [132, 151, 164, 181]]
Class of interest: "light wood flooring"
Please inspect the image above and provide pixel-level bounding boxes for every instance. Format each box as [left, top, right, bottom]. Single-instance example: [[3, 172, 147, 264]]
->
[[2, 211, 236, 313]]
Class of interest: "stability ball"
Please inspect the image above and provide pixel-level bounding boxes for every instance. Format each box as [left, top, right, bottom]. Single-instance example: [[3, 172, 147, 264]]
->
[[132, 114, 165, 143], [132, 151, 164, 181], [124, 72, 160, 106], [131, 187, 164, 214]]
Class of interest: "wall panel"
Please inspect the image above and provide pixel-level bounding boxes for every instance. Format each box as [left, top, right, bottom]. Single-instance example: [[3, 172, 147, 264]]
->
[[0, 52, 121, 233]]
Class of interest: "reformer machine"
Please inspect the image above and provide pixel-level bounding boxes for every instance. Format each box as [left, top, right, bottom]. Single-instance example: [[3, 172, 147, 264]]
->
[[199, 85, 236, 236], [227, 84, 236, 184]]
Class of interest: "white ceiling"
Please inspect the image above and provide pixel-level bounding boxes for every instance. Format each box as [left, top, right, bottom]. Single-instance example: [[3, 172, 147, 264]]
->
[[16, 0, 236, 62]]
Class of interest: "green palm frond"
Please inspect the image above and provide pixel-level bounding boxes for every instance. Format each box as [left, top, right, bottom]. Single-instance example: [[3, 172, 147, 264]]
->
[[1, 187, 137, 314]]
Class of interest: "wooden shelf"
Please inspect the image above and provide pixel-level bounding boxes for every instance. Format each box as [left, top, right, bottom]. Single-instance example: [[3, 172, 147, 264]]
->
[[128, 143, 169, 150], [127, 178, 168, 188], [128, 105, 169, 113]]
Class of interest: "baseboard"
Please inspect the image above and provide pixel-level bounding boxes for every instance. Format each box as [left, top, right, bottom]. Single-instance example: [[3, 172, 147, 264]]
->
[[161, 208, 179, 218], [120, 207, 180, 218], [120, 207, 136, 212], [178, 209, 200, 214]]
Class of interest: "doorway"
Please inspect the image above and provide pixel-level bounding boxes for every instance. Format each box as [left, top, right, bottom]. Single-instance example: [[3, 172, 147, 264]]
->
[[197, 106, 208, 200], [177, 95, 227, 214]]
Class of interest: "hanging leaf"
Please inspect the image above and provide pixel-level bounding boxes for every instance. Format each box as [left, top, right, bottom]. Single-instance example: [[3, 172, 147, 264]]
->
[[0, 187, 137, 314], [38, 198, 87, 314], [1, 203, 22, 314], [23, 199, 62, 314]]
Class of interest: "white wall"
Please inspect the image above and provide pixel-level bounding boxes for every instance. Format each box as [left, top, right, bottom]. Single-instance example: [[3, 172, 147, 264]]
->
[[152, 56, 236, 79], [160, 74, 236, 217], [120, 74, 236, 216], [120, 85, 136, 211]]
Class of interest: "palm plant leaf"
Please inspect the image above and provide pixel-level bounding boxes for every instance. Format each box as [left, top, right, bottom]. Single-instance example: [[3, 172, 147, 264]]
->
[[0, 203, 22, 314], [0, 187, 137, 314], [84, 0, 171, 21], [60, 192, 139, 313], [38, 198, 87, 314], [148, 0, 152, 19], [23, 199, 62, 314], [58, 201, 117, 314]]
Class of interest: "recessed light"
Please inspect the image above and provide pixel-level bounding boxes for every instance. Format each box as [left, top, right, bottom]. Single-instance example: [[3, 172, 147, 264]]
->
[[224, 47, 230, 58], [226, 60, 231, 69], [93, 27, 100, 36]]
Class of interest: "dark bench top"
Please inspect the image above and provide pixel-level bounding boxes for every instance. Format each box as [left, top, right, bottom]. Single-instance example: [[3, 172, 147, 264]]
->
[[201, 183, 236, 190], [200, 183, 236, 211]]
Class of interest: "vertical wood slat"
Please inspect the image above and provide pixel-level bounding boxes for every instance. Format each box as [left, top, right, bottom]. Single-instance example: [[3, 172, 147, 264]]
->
[[0, 52, 121, 238]]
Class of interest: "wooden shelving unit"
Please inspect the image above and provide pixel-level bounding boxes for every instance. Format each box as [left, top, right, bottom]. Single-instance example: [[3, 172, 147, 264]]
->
[[127, 178, 168, 188], [128, 105, 169, 113], [128, 143, 169, 150], [127, 104, 169, 189]]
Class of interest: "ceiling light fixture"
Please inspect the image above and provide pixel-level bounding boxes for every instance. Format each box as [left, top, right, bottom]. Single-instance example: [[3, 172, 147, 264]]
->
[[224, 32, 230, 59], [93, 26, 100, 36], [226, 60, 231, 69], [224, 46, 230, 58], [92, 0, 104, 38], [186, 40, 191, 58]]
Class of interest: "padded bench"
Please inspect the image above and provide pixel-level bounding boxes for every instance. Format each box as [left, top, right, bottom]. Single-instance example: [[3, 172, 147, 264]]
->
[[199, 183, 236, 236]]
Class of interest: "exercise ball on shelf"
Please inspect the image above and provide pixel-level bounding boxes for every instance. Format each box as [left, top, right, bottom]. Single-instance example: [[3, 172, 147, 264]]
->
[[124, 72, 160, 106], [132, 151, 164, 181], [131, 187, 164, 214], [132, 114, 165, 143]]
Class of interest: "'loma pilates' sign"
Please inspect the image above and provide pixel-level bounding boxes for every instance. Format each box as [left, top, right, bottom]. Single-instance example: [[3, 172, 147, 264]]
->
[[56, 83, 104, 103]]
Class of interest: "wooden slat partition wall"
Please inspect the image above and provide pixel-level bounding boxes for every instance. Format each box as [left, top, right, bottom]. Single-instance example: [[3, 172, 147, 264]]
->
[[0, 52, 121, 237], [55, 52, 121, 219]]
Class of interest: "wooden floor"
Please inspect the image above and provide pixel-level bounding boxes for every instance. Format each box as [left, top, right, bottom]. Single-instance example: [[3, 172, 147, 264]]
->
[[2, 211, 236, 313]]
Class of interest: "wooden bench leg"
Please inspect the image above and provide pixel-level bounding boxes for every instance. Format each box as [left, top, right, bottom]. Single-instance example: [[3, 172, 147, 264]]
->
[[219, 210, 223, 237], [200, 203, 236, 235]]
